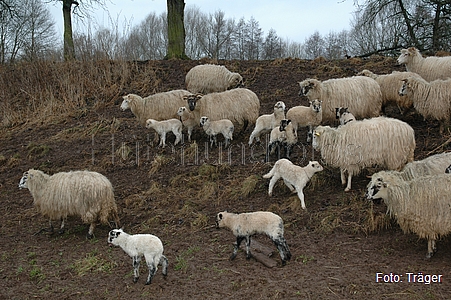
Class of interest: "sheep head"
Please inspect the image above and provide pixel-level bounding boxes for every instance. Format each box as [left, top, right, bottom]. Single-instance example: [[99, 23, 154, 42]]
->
[[365, 176, 388, 201], [397, 47, 420, 65], [310, 99, 322, 113], [145, 119, 156, 129], [398, 79, 409, 96], [335, 107, 349, 119], [18, 171, 30, 189], [274, 101, 286, 111], [215, 211, 229, 229], [108, 228, 123, 245], [298, 79, 318, 97], [199, 116, 209, 127], [228, 73, 244, 89], [120, 94, 141, 111], [184, 94, 203, 111]]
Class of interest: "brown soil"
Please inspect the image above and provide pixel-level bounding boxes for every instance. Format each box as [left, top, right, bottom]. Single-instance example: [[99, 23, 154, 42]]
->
[[1, 57, 451, 299]]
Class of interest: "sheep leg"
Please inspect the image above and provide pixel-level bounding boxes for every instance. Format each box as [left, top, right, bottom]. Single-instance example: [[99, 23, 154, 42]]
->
[[187, 128, 193, 143], [86, 223, 96, 239], [145, 261, 156, 285], [160, 255, 169, 276], [132, 256, 141, 283], [173, 130, 181, 146], [58, 218, 66, 234], [306, 125, 313, 143], [245, 236, 252, 260], [231, 236, 245, 260], [160, 132, 166, 147], [268, 175, 281, 196], [282, 179, 296, 193], [296, 189, 306, 209], [344, 173, 353, 192], [340, 169, 347, 186], [273, 237, 291, 265], [426, 239, 437, 259]]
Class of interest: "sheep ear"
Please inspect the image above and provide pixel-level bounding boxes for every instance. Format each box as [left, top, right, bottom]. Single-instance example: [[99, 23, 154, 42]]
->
[[314, 132, 320, 136], [218, 213, 223, 220]]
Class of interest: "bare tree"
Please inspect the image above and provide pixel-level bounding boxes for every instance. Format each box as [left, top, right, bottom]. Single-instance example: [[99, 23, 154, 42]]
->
[[304, 31, 325, 59]]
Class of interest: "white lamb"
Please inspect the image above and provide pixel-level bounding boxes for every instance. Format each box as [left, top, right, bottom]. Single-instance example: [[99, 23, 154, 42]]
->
[[335, 107, 356, 125], [397, 47, 451, 82], [215, 211, 291, 265], [263, 159, 323, 209], [145, 118, 182, 147], [267, 119, 298, 159], [177, 106, 196, 142], [248, 101, 286, 145], [108, 229, 168, 285], [199, 116, 234, 147], [298, 76, 382, 123], [286, 99, 322, 142], [185, 64, 244, 94]]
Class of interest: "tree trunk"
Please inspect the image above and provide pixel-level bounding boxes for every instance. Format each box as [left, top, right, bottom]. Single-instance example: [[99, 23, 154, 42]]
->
[[62, 0, 75, 61], [165, 0, 189, 59]]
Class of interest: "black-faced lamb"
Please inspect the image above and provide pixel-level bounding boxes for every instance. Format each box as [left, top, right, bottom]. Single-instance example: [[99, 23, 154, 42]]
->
[[248, 101, 286, 145], [145, 118, 182, 147], [19, 169, 120, 239], [108, 229, 168, 284], [335, 107, 356, 125], [286, 99, 322, 142], [263, 159, 323, 209], [199, 116, 234, 147], [298, 76, 382, 123], [397, 47, 451, 82], [185, 64, 244, 94], [399, 76, 451, 134], [215, 211, 291, 265], [177, 106, 196, 142], [267, 119, 298, 159], [366, 172, 451, 258], [183, 88, 260, 132], [312, 116, 415, 192], [120, 91, 190, 126]]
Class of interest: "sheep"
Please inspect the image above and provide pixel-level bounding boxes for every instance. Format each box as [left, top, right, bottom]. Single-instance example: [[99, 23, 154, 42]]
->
[[215, 211, 291, 265], [335, 107, 356, 125], [18, 169, 120, 239], [145, 118, 182, 147], [176, 106, 196, 142], [312, 116, 415, 192], [267, 119, 298, 159], [397, 47, 451, 82], [120, 90, 190, 126], [199, 116, 234, 147], [298, 76, 382, 123], [185, 64, 244, 94], [263, 159, 323, 209], [366, 172, 451, 258], [248, 101, 286, 145], [398, 76, 451, 134], [183, 88, 260, 132], [108, 229, 168, 285], [286, 99, 322, 142], [357, 69, 422, 114]]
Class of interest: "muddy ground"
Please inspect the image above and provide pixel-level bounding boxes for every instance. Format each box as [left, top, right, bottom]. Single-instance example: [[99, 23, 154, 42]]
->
[[1, 57, 450, 299]]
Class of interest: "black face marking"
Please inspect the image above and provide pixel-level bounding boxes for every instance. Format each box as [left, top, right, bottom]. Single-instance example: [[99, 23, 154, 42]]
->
[[446, 164, 451, 173]]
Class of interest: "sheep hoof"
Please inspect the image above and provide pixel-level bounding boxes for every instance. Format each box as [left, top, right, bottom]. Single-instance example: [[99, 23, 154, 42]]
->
[[425, 252, 434, 259], [58, 228, 65, 235], [86, 233, 94, 239], [229, 253, 237, 261], [145, 281, 151, 285], [344, 187, 351, 192], [133, 277, 139, 283]]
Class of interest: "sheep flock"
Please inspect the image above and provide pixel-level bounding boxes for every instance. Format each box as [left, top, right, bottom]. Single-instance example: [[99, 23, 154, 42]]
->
[[15, 50, 451, 291]]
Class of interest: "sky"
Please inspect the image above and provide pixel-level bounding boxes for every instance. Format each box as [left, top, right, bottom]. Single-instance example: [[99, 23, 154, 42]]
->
[[48, 0, 356, 43]]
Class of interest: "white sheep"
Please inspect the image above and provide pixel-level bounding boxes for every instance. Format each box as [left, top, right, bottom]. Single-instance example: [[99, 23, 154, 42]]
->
[[399, 76, 451, 134], [248, 101, 286, 145], [286, 99, 322, 142], [263, 159, 323, 209], [335, 107, 356, 125], [313, 116, 415, 192], [267, 119, 298, 159], [366, 172, 451, 258], [185, 64, 244, 94], [298, 76, 382, 123], [357, 69, 422, 114], [397, 47, 451, 82], [108, 229, 168, 285], [120, 90, 190, 126], [18, 169, 120, 239], [215, 211, 291, 265], [176, 106, 196, 142], [145, 118, 182, 147], [199, 116, 234, 147], [183, 88, 260, 132]]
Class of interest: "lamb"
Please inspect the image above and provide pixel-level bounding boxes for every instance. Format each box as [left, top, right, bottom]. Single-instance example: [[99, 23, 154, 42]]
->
[[120, 90, 190, 126], [335, 107, 356, 125], [267, 119, 298, 159], [248, 101, 286, 145], [199, 116, 234, 147], [398, 76, 451, 133], [176, 106, 196, 142], [183, 88, 260, 132], [263, 159, 323, 209], [397, 47, 451, 82], [185, 64, 244, 94], [145, 118, 182, 147], [366, 172, 451, 258], [357, 69, 422, 114], [286, 99, 322, 142], [108, 229, 168, 285], [312, 116, 415, 192], [298, 76, 382, 123], [18, 169, 120, 239], [215, 211, 291, 265]]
